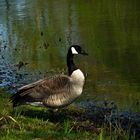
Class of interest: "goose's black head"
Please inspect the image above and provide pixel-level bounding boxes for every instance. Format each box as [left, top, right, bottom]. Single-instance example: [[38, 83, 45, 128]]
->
[[69, 45, 88, 56]]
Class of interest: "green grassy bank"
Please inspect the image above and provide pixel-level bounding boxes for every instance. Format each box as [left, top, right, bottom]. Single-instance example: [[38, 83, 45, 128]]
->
[[0, 89, 138, 140]]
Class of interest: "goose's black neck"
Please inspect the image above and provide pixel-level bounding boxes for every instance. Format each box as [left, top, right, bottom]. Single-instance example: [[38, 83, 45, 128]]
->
[[67, 50, 77, 76]]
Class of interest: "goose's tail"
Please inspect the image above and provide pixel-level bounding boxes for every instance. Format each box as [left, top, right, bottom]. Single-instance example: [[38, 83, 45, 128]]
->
[[10, 92, 22, 107]]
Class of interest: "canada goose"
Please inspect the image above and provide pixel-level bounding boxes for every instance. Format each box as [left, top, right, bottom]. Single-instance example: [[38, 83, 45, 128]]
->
[[11, 45, 88, 108]]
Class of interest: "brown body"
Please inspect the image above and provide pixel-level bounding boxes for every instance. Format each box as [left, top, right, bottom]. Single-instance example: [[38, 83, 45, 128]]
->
[[11, 69, 85, 108]]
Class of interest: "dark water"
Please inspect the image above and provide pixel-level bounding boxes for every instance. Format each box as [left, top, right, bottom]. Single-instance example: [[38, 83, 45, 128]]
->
[[0, 0, 140, 110]]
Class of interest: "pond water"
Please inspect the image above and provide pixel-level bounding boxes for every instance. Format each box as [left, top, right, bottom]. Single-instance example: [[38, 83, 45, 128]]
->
[[0, 0, 140, 110]]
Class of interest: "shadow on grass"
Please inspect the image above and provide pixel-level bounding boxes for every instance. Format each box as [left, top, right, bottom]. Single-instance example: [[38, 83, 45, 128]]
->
[[12, 106, 88, 126], [12, 104, 101, 134]]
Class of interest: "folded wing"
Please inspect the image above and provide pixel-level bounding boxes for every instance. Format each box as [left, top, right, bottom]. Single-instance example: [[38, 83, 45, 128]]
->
[[10, 75, 71, 107]]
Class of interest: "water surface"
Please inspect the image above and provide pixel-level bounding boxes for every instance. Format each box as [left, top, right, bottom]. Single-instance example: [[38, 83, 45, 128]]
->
[[0, 0, 140, 110]]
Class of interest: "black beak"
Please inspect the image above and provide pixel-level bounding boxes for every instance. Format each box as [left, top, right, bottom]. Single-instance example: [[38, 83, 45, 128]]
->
[[81, 50, 88, 55]]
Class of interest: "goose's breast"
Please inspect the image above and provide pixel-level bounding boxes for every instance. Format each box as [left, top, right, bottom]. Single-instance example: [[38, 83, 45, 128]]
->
[[70, 69, 85, 95], [70, 69, 85, 86], [70, 69, 85, 84]]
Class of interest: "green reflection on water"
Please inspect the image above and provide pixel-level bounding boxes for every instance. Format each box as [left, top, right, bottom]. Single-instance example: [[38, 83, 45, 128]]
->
[[0, 0, 140, 109]]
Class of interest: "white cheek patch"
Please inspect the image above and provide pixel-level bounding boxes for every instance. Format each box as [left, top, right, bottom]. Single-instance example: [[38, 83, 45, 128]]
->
[[71, 47, 78, 54]]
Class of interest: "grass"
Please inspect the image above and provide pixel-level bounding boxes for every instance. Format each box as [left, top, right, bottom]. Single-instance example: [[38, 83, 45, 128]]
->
[[0, 89, 139, 140]]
